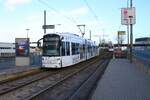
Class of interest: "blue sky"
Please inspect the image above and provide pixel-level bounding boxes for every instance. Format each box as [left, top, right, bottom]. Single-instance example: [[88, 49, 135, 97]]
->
[[0, 0, 150, 44]]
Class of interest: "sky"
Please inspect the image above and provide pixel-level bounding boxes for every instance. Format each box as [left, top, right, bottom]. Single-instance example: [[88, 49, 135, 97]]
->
[[0, 0, 150, 44]]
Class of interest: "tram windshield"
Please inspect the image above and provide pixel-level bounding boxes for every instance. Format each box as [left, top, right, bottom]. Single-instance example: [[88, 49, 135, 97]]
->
[[43, 35, 60, 56]]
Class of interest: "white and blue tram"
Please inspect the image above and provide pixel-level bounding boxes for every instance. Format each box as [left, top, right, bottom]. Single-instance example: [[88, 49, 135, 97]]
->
[[42, 32, 99, 68]]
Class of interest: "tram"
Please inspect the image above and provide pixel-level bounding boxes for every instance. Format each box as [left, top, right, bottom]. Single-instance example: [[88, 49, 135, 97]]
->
[[41, 32, 99, 68]]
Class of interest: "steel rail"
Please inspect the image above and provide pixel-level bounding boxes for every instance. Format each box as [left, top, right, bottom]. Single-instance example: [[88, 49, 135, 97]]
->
[[69, 60, 109, 100], [0, 56, 100, 98], [0, 71, 57, 95]]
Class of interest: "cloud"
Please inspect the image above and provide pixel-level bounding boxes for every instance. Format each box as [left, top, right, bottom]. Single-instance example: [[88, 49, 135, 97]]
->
[[4, 0, 32, 10]]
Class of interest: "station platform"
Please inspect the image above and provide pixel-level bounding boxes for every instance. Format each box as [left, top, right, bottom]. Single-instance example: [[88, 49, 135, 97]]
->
[[91, 59, 150, 100]]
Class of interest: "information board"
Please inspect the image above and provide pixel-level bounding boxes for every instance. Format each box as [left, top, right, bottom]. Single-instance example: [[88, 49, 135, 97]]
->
[[15, 38, 30, 57], [121, 7, 136, 25]]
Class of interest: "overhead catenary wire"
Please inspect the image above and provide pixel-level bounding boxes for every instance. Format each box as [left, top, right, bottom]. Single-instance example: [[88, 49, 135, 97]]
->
[[83, 0, 103, 42], [38, 0, 82, 32], [83, 0, 100, 27], [83, 0, 99, 23]]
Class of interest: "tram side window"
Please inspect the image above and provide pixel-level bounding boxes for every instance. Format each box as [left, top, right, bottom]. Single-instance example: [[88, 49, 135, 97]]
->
[[90, 45, 92, 52], [72, 43, 75, 55], [62, 42, 65, 56], [66, 42, 70, 56], [76, 43, 80, 54], [72, 43, 80, 55], [93, 46, 95, 52], [88, 45, 90, 52], [83, 44, 85, 52]]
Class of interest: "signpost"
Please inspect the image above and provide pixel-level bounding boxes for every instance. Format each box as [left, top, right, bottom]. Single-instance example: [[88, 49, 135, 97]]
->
[[118, 31, 126, 35], [118, 31, 126, 45], [121, 7, 136, 25], [121, 0, 135, 63], [42, 25, 55, 29]]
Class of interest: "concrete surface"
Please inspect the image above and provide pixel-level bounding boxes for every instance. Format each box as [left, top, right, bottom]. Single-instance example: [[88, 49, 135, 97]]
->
[[91, 59, 150, 100]]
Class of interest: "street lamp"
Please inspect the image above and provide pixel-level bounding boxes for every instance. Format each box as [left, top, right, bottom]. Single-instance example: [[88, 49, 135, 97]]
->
[[26, 29, 30, 39], [55, 24, 61, 33]]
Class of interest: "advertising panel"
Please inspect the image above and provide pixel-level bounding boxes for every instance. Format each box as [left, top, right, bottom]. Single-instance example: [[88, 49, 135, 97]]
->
[[118, 31, 126, 35], [15, 38, 30, 57]]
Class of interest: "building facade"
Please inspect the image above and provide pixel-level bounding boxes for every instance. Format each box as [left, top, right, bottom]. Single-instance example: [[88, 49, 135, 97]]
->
[[135, 37, 150, 50], [0, 42, 15, 57]]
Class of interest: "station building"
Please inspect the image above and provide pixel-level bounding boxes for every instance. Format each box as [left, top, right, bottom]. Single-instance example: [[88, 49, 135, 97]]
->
[[0, 42, 15, 57], [135, 37, 150, 50]]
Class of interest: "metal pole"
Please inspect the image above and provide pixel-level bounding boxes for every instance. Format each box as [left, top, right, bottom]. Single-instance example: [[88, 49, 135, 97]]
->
[[118, 26, 121, 48], [89, 30, 91, 40], [118, 32, 119, 46], [44, 10, 46, 34], [83, 25, 85, 38], [130, 0, 133, 63], [127, 0, 130, 59], [26, 29, 29, 39]]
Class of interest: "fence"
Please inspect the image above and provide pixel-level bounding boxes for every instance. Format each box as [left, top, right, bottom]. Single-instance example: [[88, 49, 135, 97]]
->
[[30, 53, 42, 66], [133, 50, 150, 67]]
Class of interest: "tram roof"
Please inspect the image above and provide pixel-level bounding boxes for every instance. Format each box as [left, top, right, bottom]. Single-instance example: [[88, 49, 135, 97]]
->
[[45, 32, 98, 45], [45, 32, 83, 39]]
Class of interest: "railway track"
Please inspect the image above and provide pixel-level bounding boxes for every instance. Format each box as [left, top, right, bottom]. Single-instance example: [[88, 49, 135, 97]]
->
[[0, 52, 111, 100], [0, 70, 57, 95], [0, 56, 96, 96], [28, 56, 110, 100], [69, 60, 109, 100], [0, 67, 41, 83]]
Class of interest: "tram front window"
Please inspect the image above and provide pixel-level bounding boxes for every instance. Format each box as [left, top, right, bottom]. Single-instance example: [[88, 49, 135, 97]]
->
[[43, 36, 60, 56]]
